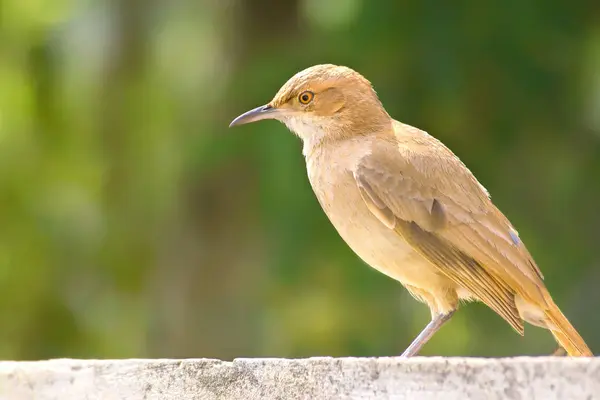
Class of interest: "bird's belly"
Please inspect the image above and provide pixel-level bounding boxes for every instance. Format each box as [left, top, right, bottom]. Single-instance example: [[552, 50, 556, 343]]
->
[[313, 178, 446, 290], [333, 210, 442, 288]]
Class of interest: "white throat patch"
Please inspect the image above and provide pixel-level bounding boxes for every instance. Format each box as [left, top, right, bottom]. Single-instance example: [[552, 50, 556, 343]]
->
[[281, 116, 331, 157]]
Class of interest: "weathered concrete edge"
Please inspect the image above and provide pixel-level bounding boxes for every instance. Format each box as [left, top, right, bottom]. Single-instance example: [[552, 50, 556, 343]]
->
[[0, 357, 598, 400]]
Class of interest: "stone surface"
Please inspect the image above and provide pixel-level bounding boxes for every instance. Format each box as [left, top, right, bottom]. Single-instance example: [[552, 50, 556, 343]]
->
[[0, 357, 598, 400]]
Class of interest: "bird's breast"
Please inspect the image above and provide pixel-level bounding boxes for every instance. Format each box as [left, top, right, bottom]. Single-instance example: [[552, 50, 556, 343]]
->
[[305, 146, 441, 288]]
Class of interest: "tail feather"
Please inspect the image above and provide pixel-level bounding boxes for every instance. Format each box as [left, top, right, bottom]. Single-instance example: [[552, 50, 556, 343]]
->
[[544, 300, 592, 357]]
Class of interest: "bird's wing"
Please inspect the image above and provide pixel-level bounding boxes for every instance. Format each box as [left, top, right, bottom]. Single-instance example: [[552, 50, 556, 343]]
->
[[353, 125, 546, 333]]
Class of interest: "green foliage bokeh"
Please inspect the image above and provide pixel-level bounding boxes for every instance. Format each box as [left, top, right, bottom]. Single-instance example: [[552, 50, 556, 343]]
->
[[0, 0, 599, 360]]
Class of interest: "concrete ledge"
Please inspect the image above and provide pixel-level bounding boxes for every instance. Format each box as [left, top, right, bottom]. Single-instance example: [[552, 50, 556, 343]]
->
[[0, 357, 598, 400]]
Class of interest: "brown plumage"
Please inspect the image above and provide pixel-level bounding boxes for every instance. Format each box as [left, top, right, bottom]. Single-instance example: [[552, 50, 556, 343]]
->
[[229, 64, 592, 357]]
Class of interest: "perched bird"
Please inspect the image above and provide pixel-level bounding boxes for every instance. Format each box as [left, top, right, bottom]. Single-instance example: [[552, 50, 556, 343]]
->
[[229, 64, 592, 357]]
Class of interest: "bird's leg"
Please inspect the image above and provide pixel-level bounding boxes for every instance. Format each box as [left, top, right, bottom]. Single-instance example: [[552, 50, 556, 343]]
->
[[550, 346, 567, 357], [400, 310, 455, 357]]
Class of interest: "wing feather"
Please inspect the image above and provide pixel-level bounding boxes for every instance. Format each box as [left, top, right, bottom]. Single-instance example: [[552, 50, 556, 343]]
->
[[353, 124, 547, 330]]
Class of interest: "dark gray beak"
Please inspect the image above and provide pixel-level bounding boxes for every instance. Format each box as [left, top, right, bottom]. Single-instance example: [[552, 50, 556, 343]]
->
[[229, 105, 279, 128]]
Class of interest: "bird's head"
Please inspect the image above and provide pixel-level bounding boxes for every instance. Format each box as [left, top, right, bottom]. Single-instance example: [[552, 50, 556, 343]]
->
[[229, 64, 391, 147]]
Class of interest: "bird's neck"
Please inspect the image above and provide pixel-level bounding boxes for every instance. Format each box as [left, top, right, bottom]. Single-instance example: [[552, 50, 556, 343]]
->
[[284, 110, 392, 158]]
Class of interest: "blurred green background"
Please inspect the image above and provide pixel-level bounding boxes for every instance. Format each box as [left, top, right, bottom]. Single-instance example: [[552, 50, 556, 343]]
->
[[1, 0, 599, 361]]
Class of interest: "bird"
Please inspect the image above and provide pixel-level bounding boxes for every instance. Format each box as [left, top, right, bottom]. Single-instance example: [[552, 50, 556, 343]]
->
[[229, 64, 592, 357]]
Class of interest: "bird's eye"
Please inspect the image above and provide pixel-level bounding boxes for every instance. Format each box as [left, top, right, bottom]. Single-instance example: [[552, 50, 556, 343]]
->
[[298, 91, 314, 105]]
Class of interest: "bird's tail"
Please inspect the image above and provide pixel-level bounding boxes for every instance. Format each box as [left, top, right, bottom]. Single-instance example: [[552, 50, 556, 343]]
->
[[544, 298, 592, 357]]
